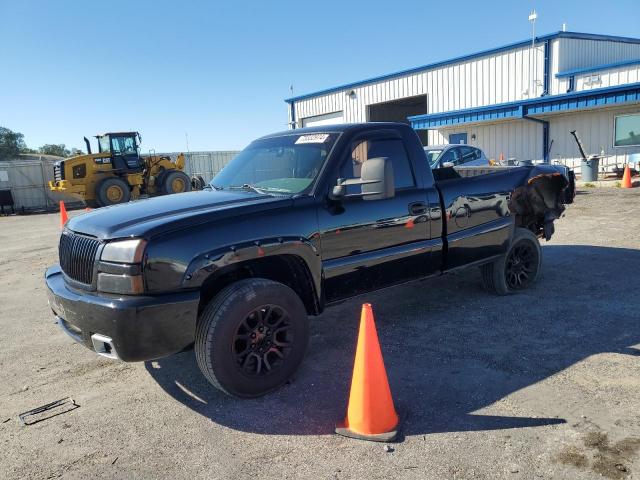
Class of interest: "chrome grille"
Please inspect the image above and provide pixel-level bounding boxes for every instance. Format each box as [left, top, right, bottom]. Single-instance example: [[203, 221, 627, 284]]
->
[[59, 232, 101, 285]]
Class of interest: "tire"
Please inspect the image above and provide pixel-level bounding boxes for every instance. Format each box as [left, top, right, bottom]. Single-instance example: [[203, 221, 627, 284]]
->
[[162, 170, 191, 195], [96, 177, 131, 207], [480, 227, 541, 295], [195, 278, 309, 398], [191, 175, 206, 191]]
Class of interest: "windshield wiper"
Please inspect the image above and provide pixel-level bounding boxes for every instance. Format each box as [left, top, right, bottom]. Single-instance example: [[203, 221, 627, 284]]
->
[[226, 184, 267, 194], [209, 184, 223, 190]]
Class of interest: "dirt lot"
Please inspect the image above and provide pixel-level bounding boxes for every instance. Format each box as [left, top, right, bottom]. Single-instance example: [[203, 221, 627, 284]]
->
[[1, 188, 639, 480]]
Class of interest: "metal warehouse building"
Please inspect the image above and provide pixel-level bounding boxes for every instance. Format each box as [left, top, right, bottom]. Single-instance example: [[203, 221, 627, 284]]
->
[[285, 31, 640, 171]]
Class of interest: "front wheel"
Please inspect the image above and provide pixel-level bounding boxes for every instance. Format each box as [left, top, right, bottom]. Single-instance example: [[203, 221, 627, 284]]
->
[[481, 227, 541, 295], [162, 170, 192, 195], [195, 278, 309, 397], [96, 177, 131, 207]]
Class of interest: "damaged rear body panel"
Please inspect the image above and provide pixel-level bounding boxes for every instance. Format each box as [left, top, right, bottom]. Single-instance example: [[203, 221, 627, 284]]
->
[[434, 164, 575, 259], [511, 165, 575, 240]]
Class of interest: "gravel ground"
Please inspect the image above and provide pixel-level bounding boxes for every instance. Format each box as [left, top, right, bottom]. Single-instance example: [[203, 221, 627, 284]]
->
[[1, 188, 639, 480]]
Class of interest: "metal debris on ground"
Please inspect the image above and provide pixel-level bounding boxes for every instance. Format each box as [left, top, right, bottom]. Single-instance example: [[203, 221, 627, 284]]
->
[[18, 397, 79, 426]]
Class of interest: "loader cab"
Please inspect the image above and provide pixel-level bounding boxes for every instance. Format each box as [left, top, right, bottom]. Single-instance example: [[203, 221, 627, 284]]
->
[[96, 132, 144, 172]]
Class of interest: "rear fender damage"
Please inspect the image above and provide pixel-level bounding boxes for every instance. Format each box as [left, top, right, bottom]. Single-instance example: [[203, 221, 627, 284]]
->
[[509, 172, 571, 241]]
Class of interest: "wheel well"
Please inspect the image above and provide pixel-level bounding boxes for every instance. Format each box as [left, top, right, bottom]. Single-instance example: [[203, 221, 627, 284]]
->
[[198, 255, 320, 316]]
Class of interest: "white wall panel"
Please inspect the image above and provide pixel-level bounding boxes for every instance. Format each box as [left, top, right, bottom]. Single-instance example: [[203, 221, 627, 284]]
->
[[293, 44, 546, 125], [575, 63, 640, 91], [547, 105, 640, 171], [428, 120, 543, 161], [428, 105, 640, 171], [558, 38, 640, 72]]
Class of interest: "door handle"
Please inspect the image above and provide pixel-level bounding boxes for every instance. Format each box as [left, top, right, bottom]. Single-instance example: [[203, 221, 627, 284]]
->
[[408, 201, 427, 215]]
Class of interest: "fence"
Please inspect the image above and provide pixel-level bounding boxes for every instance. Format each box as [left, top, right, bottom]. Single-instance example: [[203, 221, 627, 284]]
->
[[0, 151, 239, 213], [0, 155, 81, 213], [181, 151, 239, 182]]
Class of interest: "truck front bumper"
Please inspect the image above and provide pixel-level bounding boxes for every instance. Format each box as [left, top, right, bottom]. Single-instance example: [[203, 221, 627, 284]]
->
[[45, 265, 200, 362]]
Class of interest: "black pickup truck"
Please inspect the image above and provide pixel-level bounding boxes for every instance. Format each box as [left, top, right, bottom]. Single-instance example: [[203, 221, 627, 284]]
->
[[46, 123, 574, 397]]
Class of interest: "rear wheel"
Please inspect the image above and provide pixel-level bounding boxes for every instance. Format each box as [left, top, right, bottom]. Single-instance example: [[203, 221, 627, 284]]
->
[[481, 227, 541, 295], [162, 170, 191, 195], [96, 177, 131, 207], [195, 278, 309, 397]]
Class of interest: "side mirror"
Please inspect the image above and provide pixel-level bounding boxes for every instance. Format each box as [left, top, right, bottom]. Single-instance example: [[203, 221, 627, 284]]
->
[[330, 157, 395, 201], [442, 161, 454, 168]]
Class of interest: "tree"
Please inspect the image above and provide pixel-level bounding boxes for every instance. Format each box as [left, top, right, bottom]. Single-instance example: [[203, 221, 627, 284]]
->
[[39, 144, 71, 157], [0, 127, 27, 160], [69, 148, 85, 157]]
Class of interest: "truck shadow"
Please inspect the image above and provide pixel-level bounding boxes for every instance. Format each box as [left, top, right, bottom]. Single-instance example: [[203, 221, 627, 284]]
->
[[145, 245, 640, 437]]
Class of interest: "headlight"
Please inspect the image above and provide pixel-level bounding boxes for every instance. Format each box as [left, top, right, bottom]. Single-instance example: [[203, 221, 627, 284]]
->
[[97, 239, 147, 294], [97, 273, 144, 295], [101, 239, 146, 263]]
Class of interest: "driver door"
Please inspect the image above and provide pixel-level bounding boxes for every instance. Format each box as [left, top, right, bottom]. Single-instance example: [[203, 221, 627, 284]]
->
[[111, 136, 142, 172], [318, 130, 430, 302]]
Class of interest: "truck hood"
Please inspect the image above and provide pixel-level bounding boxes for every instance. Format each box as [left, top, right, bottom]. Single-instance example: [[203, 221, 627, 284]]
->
[[67, 190, 291, 240]]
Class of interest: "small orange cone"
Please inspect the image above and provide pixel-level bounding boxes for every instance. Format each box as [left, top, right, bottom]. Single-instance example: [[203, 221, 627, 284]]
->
[[336, 303, 399, 442], [59, 201, 68, 229], [621, 164, 632, 189], [405, 218, 415, 229], [85, 207, 92, 212]]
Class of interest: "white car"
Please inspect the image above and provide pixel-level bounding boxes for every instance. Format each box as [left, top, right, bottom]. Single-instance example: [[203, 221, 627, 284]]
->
[[424, 144, 489, 169]]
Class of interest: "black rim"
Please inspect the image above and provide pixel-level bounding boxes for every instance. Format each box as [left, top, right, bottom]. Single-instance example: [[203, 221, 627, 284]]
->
[[232, 305, 293, 377], [505, 241, 538, 290]]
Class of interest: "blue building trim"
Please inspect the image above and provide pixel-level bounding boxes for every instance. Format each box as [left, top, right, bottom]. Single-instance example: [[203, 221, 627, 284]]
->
[[290, 102, 297, 129], [556, 58, 640, 78], [543, 41, 551, 95], [408, 82, 640, 130], [285, 31, 640, 104]]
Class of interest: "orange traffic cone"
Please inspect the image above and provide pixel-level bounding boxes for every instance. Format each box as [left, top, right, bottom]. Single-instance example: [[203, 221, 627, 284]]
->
[[85, 207, 92, 212], [621, 164, 632, 189], [336, 303, 400, 442], [59, 201, 68, 229]]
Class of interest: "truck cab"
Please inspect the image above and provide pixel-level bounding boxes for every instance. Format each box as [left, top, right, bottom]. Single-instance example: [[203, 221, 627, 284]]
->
[[95, 132, 144, 173]]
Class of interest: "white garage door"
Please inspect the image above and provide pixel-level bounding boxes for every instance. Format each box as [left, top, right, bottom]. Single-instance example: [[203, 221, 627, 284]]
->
[[301, 111, 344, 127]]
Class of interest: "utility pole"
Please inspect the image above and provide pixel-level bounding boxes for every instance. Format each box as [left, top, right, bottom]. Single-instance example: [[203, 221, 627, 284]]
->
[[529, 9, 537, 48], [528, 9, 538, 97]]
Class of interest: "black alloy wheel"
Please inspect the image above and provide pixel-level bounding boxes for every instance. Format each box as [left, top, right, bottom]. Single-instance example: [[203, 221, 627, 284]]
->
[[505, 242, 538, 290], [232, 305, 293, 377]]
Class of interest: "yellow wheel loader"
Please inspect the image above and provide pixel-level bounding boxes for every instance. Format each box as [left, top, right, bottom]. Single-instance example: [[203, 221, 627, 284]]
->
[[48, 132, 197, 207]]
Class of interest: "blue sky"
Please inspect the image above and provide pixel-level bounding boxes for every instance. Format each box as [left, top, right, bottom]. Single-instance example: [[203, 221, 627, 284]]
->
[[1, 0, 639, 152]]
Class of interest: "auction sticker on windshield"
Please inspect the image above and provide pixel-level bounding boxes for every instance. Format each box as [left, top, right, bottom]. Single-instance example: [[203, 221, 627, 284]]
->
[[295, 134, 330, 144]]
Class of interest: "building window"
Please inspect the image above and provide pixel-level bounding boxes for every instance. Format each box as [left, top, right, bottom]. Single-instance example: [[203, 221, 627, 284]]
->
[[614, 114, 640, 147]]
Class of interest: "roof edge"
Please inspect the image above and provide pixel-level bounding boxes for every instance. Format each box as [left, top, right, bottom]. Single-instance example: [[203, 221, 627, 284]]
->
[[556, 58, 640, 78], [285, 31, 640, 104], [407, 82, 640, 125]]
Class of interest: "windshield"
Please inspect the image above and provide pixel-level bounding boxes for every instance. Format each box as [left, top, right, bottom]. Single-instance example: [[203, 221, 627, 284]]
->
[[425, 149, 442, 167], [211, 133, 339, 194], [98, 136, 111, 153], [111, 136, 138, 155]]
